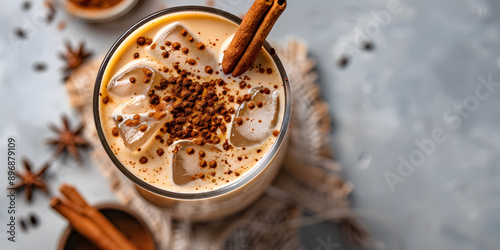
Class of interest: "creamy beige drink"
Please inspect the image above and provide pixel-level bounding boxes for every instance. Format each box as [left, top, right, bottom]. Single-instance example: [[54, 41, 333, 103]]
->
[[97, 10, 285, 195]]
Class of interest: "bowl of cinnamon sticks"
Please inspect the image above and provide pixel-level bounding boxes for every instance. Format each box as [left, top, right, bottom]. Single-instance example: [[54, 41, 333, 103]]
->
[[52, 184, 155, 250]]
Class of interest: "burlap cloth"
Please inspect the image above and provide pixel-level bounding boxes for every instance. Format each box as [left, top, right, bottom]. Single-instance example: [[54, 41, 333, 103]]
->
[[65, 39, 372, 249]]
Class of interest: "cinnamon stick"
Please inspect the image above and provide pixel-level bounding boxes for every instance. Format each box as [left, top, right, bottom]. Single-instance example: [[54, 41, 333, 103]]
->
[[222, 0, 273, 74], [231, 0, 287, 77], [60, 183, 88, 208], [51, 197, 120, 250], [59, 184, 138, 250]]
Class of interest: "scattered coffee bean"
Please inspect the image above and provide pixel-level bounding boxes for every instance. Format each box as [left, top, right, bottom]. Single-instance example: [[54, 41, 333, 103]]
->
[[22, 1, 31, 11], [33, 62, 47, 72], [29, 214, 39, 226], [362, 41, 374, 51], [338, 55, 350, 68]]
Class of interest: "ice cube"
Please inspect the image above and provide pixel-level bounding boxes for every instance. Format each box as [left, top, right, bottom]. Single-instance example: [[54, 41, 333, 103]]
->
[[112, 96, 171, 150], [114, 96, 149, 114], [107, 59, 164, 97], [171, 141, 222, 186], [145, 22, 218, 77], [230, 88, 280, 147]]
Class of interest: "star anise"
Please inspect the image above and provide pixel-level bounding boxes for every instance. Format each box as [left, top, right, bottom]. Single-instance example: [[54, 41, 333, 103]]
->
[[47, 116, 90, 162], [12, 159, 50, 202], [59, 41, 92, 79]]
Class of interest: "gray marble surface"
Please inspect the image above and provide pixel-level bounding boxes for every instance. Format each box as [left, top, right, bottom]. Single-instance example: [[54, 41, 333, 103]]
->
[[1, 0, 499, 249]]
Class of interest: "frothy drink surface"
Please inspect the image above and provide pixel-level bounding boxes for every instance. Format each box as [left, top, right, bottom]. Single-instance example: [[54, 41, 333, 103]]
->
[[99, 11, 285, 193]]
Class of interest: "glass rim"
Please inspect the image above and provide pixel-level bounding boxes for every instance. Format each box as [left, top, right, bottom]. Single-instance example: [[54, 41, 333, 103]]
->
[[93, 5, 291, 200]]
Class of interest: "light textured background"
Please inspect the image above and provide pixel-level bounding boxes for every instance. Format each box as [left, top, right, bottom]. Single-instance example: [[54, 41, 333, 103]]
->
[[1, 0, 499, 249]]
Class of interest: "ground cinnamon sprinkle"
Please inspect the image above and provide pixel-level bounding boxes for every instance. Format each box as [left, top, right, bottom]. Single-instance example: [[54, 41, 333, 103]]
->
[[234, 117, 243, 126], [153, 73, 239, 147], [163, 137, 172, 145], [209, 160, 217, 168], [248, 102, 255, 109], [143, 68, 152, 83], [187, 58, 196, 65], [273, 130, 279, 137], [124, 120, 139, 127], [150, 93, 160, 105], [139, 156, 148, 164], [156, 148, 164, 156], [172, 42, 181, 50], [223, 140, 232, 151], [111, 127, 119, 137], [239, 81, 247, 89], [205, 66, 213, 74], [139, 125, 148, 132], [196, 42, 205, 50], [143, 68, 153, 77], [200, 160, 207, 168], [213, 136, 221, 144], [102, 96, 110, 104], [137, 37, 146, 45]]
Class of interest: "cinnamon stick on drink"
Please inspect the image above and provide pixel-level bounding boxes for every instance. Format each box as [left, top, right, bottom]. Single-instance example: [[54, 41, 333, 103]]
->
[[222, 0, 273, 74], [222, 0, 286, 77]]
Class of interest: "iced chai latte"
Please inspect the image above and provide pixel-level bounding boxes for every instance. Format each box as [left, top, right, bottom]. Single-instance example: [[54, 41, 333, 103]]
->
[[95, 6, 289, 221]]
